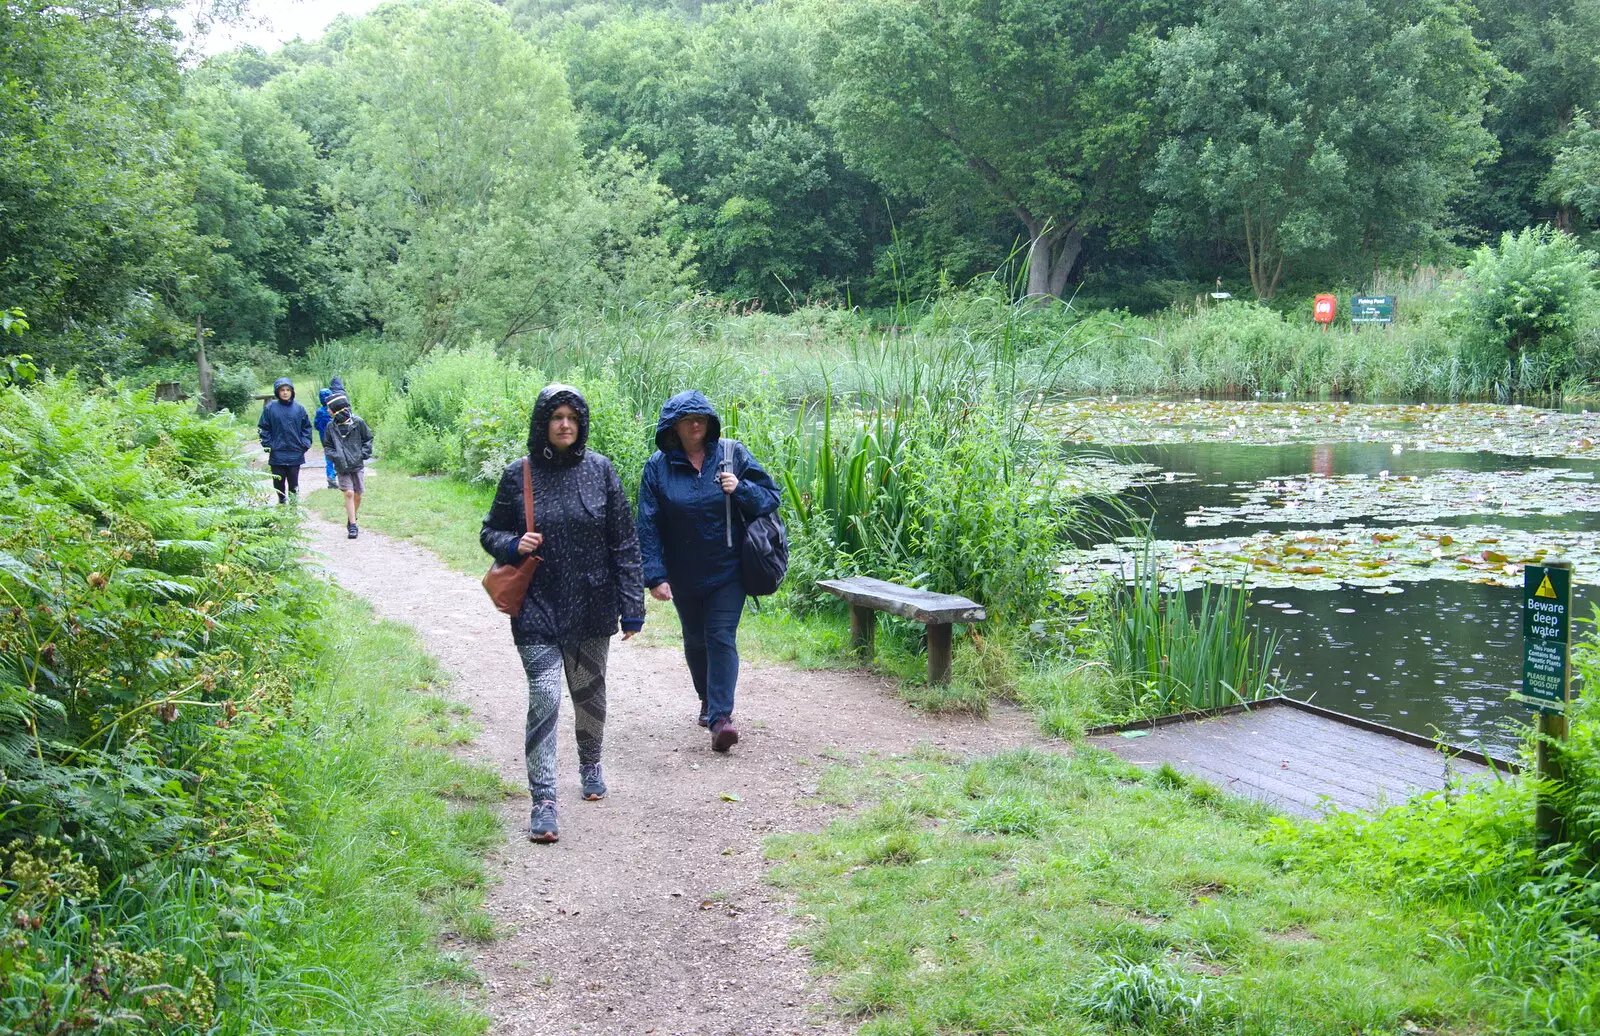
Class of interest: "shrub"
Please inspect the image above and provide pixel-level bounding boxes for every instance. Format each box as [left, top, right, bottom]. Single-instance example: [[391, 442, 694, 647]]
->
[[1457, 227, 1599, 397], [0, 377, 308, 871], [0, 377, 498, 1033], [211, 363, 261, 412], [572, 373, 655, 501], [460, 393, 533, 483], [393, 342, 543, 473]]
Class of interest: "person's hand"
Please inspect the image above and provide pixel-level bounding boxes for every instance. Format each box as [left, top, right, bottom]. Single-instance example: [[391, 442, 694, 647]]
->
[[650, 582, 672, 601], [620, 629, 638, 641], [717, 471, 739, 495], [517, 532, 544, 555]]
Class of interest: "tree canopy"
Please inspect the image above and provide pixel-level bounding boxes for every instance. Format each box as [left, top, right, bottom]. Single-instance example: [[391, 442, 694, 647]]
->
[[1148, 0, 1497, 299], [814, 0, 1194, 301], [2, 0, 1597, 368]]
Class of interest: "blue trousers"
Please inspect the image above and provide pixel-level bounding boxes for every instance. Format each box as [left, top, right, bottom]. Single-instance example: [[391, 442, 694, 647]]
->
[[671, 579, 746, 726], [324, 455, 337, 482]]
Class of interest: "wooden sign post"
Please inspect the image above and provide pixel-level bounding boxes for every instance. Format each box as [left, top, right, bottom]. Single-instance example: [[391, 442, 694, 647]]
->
[[1517, 561, 1572, 845]]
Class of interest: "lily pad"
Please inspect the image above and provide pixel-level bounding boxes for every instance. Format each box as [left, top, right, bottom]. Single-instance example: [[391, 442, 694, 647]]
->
[[1182, 466, 1600, 528], [1060, 524, 1595, 592], [1046, 399, 1599, 461], [1055, 455, 1198, 498]]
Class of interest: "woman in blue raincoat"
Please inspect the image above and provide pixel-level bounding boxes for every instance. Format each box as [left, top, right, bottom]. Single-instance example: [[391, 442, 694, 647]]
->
[[636, 391, 780, 753]]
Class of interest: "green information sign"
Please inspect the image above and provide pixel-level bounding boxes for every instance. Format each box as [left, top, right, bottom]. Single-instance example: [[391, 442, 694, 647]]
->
[[1350, 296, 1396, 324], [1518, 562, 1572, 714]]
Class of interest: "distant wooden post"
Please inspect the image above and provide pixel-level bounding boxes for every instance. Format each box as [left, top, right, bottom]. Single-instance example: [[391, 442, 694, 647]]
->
[[196, 314, 215, 412], [1519, 560, 1573, 846]]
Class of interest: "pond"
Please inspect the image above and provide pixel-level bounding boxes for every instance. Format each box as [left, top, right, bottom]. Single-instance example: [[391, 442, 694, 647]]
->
[[1057, 401, 1600, 759]]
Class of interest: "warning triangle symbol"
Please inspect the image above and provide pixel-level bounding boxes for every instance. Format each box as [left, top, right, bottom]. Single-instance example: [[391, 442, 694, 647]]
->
[[1535, 573, 1558, 599]]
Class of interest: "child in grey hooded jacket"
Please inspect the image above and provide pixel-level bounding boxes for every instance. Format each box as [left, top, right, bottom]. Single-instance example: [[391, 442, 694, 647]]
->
[[321, 395, 372, 538]]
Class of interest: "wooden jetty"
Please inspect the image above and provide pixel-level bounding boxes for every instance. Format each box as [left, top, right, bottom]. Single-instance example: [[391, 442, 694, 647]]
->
[[1086, 697, 1511, 816]]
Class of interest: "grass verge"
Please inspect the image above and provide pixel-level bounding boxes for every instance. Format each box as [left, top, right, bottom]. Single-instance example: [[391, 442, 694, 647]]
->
[[768, 747, 1503, 1035], [275, 590, 509, 1027]]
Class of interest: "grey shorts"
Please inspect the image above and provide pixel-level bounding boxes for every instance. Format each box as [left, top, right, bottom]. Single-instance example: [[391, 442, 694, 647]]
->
[[336, 470, 365, 494]]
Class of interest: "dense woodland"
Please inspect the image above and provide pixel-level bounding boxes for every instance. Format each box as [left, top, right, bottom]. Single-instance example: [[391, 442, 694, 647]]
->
[[3, 0, 1600, 373]]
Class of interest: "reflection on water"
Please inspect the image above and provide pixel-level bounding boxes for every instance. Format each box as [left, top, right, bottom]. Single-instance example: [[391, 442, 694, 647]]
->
[[1227, 580, 1586, 758], [1090, 442, 1600, 542], [1072, 439, 1597, 757]]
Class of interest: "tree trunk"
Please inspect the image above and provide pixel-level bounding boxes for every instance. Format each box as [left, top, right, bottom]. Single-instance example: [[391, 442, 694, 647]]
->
[[1046, 227, 1085, 300], [196, 314, 215, 413], [1022, 217, 1084, 302], [1243, 207, 1283, 301]]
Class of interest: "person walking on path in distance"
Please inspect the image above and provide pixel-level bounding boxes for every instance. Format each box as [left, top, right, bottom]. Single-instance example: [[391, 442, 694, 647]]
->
[[321, 392, 373, 539], [636, 390, 780, 753], [257, 377, 312, 505], [313, 388, 338, 490], [480, 384, 645, 844]]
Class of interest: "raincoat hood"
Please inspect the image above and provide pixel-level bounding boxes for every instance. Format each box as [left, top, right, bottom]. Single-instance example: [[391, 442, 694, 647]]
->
[[654, 390, 721, 452], [272, 377, 296, 402], [317, 388, 332, 405], [527, 383, 590, 469]]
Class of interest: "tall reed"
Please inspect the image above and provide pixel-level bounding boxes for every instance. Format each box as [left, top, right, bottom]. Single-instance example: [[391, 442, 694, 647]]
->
[[1104, 553, 1281, 713]]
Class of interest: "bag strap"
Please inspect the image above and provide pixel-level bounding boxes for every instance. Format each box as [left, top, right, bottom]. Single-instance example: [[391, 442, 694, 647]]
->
[[521, 457, 536, 534]]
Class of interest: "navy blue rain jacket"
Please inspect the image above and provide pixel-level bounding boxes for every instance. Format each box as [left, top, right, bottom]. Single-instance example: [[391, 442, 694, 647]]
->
[[258, 378, 313, 467], [636, 391, 781, 596]]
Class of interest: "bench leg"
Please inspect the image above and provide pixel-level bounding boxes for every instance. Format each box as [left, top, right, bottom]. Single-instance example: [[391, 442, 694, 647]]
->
[[927, 623, 952, 685], [849, 605, 876, 662]]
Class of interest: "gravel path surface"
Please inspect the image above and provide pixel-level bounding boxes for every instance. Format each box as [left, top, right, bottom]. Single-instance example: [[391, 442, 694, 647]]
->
[[303, 507, 1045, 1035]]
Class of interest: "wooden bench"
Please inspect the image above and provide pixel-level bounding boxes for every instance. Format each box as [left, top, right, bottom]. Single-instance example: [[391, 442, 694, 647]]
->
[[817, 576, 986, 685]]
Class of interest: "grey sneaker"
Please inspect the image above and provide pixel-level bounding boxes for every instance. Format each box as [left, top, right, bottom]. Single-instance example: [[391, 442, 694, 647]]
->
[[347, 522, 359, 539], [579, 763, 607, 801], [528, 800, 559, 843]]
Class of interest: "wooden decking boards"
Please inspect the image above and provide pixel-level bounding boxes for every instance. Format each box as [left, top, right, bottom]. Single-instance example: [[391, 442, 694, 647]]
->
[[1087, 702, 1505, 816]]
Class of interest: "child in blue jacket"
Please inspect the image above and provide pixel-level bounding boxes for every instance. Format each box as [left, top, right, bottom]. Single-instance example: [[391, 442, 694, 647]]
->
[[314, 388, 336, 489]]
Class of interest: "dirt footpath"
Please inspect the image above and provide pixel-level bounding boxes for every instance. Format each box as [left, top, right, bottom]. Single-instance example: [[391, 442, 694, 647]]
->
[[303, 505, 1044, 1035]]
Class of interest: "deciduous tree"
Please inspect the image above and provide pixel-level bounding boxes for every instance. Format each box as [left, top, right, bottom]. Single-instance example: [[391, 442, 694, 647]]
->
[[1149, 0, 1497, 299], [814, 0, 1189, 300]]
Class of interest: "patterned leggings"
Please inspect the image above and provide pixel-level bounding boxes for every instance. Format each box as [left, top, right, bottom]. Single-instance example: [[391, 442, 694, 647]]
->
[[516, 638, 610, 802]]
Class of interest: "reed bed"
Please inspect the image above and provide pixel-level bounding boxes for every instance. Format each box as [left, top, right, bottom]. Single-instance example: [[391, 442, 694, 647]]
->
[[1104, 553, 1282, 712]]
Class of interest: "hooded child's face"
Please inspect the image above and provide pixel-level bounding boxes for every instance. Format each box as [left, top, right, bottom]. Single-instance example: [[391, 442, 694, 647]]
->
[[548, 404, 580, 450], [276, 385, 293, 402]]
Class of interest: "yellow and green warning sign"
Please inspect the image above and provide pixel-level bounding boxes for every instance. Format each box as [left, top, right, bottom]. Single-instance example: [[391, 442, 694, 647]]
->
[[1518, 562, 1572, 714]]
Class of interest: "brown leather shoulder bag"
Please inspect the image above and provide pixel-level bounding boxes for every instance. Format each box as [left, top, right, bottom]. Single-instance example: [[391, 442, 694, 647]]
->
[[482, 457, 541, 615]]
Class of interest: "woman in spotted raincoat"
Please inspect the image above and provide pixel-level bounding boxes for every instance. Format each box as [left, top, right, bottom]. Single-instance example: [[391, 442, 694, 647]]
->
[[480, 384, 645, 843]]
